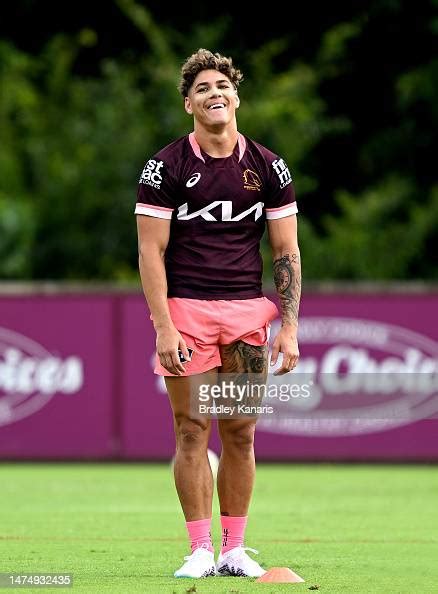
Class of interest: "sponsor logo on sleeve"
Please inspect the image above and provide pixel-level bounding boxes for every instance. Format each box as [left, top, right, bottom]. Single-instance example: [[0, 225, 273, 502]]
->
[[272, 159, 292, 189], [139, 159, 164, 189]]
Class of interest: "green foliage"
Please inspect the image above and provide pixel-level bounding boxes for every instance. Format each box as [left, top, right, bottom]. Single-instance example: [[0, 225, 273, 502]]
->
[[305, 178, 438, 279], [0, 197, 35, 277], [0, 2, 436, 281], [241, 59, 327, 195], [0, 33, 184, 280]]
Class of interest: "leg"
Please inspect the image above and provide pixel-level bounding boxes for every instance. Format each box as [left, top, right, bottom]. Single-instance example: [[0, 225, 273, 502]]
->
[[166, 369, 218, 521], [217, 341, 268, 516], [215, 341, 269, 576]]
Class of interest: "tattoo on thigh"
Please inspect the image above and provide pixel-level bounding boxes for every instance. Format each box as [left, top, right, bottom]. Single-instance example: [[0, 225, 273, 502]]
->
[[220, 341, 268, 374]]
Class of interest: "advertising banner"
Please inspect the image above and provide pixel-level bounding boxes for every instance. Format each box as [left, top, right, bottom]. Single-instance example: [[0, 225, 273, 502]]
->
[[121, 292, 438, 461], [253, 293, 438, 460], [1, 290, 437, 460], [120, 295, 175, 459], [0, 296, 115, 458]]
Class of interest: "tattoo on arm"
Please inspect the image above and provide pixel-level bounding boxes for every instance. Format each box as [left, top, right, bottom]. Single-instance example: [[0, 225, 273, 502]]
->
[[273, 252, 301, 326]]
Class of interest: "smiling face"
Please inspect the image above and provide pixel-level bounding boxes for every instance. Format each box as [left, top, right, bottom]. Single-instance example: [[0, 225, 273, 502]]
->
[[184, 69, 240, 130]]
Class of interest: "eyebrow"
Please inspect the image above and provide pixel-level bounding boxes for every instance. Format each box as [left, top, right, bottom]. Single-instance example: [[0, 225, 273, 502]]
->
[[194, 79, 231, 90]]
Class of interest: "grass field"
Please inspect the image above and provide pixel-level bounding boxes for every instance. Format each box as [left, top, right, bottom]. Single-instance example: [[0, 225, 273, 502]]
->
[[1, 463, 438, 593]]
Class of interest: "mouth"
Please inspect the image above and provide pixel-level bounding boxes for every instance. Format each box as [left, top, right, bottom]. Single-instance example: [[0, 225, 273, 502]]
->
[[207, 103, 226, 111]]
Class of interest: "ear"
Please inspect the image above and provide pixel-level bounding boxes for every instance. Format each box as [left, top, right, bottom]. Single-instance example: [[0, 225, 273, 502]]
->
[[235, 93, 240, 109], [184, 96, 193, 115]]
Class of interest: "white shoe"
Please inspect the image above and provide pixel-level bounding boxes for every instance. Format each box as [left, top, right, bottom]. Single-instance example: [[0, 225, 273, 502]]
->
[[216, 546, 266, 577], [174, 546, 216, 578]]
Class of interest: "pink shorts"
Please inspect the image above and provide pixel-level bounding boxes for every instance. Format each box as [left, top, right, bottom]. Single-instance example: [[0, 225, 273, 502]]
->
[[154, 297, 278, 376]]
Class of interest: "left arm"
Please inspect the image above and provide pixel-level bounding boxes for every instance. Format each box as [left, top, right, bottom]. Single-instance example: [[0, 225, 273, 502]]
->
[[267, 215, 301, 375]]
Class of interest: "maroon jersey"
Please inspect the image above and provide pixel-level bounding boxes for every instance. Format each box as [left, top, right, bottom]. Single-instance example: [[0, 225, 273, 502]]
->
[[135, 133, 297, 299]]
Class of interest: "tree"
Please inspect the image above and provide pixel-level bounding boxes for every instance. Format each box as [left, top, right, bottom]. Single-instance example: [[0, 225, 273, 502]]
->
[[1, 1, 436, 281]]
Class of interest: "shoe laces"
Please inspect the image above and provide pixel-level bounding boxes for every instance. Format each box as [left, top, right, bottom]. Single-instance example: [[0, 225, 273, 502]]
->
[[184, 543, 210, 562], [221, 546, 260, 565], [232, 546, 259, 556], [241, 547, 259, 555]]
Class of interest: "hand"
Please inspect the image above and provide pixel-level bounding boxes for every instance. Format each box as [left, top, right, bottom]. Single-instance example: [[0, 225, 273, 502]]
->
[[156, 325, 191, 376], [270, 326, 299, 376]]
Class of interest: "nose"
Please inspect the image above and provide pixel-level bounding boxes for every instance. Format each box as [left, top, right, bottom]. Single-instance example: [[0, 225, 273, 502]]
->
[[209, 87, 223, 97]]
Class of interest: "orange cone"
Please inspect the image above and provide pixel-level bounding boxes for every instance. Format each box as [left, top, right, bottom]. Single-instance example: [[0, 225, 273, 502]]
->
[[256, 567, 305, 583]]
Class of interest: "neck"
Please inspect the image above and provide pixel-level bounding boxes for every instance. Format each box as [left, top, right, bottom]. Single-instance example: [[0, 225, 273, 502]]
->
[[193, 121, 238, 158]]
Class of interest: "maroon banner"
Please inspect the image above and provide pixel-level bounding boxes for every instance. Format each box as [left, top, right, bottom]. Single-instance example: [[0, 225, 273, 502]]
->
[[120, 292, 438, 461], [253, 293, 438, 461], [120, 295, 175, 459], [0, 295, 115, 458], [1, 290, 438, 460]]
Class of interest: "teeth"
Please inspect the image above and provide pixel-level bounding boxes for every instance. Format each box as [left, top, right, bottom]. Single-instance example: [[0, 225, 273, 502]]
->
[[208, 103, 225, 110]]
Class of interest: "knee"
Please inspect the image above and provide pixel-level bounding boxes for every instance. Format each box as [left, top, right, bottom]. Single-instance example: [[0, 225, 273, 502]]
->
[[221, 422, 255, 452], [175, 415, 209, 452]]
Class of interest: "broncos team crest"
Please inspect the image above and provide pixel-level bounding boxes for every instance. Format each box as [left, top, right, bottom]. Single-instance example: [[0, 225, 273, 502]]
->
[[243, 169, 262, 191]]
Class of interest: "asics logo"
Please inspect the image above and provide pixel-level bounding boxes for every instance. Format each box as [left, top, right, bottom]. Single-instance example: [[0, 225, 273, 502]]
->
[[177, 201, 264, 221], [186, 173, 201, 187]]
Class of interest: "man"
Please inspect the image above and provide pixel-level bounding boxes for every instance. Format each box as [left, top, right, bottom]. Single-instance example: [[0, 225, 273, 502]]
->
[[135, 49, 301, 578]]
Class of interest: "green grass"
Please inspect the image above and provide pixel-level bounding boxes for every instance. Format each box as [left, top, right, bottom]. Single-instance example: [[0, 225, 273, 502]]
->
[[0, 463, 438, 593]]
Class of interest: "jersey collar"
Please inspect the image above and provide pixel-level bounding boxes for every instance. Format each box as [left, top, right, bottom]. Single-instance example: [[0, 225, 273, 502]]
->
[[188, 132, 246, 163]]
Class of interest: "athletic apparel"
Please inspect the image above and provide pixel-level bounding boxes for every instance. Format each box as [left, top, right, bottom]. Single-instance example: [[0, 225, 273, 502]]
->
[[153, 296, 278, 376], [136, 133, 297, 300], [221, 515, 248, 554], [216, 546, 266, 577], [174, 546, 216, 578], [186, 518, 214, 553]]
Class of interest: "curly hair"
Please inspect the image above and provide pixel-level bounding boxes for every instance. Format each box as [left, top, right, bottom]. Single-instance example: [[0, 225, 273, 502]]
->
[[178, 48, 243, 97]]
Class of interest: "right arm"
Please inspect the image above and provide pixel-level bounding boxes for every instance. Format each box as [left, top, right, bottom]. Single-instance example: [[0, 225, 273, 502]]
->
[[137, 215, 190, 375]]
